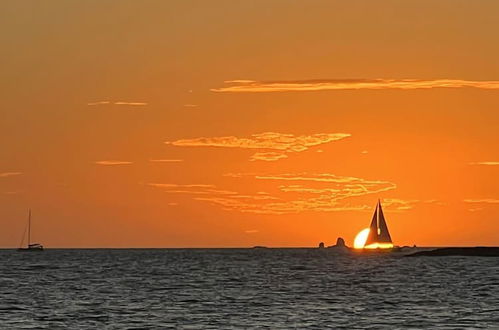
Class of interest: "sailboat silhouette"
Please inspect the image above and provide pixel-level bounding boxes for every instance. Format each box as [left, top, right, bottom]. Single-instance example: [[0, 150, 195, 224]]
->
[[363, 200, 394, 249], [17, 209, 44, 252]]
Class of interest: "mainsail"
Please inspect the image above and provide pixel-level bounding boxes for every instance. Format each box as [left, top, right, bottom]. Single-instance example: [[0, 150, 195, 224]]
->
[[364, 200, 393, 247], [377, 201, 392, 243], [364, 205, 378, 246]]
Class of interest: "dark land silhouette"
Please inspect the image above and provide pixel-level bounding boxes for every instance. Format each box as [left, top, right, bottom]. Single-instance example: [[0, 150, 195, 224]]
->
[[408, 247, 499, 257]]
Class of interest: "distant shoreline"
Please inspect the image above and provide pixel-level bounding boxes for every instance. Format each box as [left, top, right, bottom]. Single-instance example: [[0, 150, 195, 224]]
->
[[407, 247, 499, 257]]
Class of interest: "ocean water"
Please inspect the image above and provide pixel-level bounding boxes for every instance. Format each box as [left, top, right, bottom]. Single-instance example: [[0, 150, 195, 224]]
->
[[1, 249, 498, 329]]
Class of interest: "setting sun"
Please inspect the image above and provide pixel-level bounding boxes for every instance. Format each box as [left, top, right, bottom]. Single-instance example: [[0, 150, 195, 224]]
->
[[353, 228, 370, 249]]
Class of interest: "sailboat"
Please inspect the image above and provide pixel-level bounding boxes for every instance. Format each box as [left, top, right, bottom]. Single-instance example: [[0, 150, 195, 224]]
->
[[17, 209, 44, 252], [363, 200, 394, 249]]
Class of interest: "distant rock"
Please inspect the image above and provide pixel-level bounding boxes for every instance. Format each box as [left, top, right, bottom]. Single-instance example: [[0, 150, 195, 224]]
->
[[318, 242, 325, 249], [335, 237, 346, 247], [327, 237, 349, 251]]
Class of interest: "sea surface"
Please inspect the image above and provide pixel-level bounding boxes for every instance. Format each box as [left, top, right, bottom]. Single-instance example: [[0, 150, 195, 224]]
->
[[1, 248, 498, 329]]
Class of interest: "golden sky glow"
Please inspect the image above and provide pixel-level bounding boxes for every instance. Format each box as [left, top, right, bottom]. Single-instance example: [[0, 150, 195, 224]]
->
[[1, 1, 499, 247]]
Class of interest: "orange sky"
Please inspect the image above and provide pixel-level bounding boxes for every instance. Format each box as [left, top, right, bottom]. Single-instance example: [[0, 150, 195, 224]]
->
[[1, 1, 499, 247]]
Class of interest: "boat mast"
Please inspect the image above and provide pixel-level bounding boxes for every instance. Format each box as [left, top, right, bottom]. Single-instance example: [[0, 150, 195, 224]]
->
[[28, 209, 31, 246], [377, 199, 381, 235]]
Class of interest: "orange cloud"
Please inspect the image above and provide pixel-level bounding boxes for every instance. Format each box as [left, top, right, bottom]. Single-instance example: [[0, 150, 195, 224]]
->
[[148, 173, 403, 215], [0, 172, 22, 178], [195, 196, 372, 215], [88, 101, 147, 106], [149, 159, 184, 163], [245, 230, 259, 234], [87, 101, 111, 106], [113, 101, 148, 106], [464, 199, 499, 212], [94, 161, 133, 165], [148, 183, 216, 189], [382, 198, 420, 211], [464, 199, 499, 204], [250, 152, 288, 162], [166, 132, 350, 161], [147, 183, 236, 196], [251, 173, 395, 187], [469, 161, 499, 166], [211, 79, 499, 93]]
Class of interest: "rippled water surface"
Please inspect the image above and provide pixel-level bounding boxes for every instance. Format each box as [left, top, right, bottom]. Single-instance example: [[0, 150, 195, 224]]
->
[[1, 249, 498, 329]]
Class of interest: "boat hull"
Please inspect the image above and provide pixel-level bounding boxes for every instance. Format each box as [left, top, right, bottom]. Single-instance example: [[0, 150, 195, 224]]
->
[[355, 247, 396, 254], [17, 247, 44, 252]]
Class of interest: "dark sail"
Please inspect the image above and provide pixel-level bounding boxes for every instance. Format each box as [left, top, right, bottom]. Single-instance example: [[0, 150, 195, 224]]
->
[[364, 204, 379, 246], [362, 200, 393, 248], [377, 201, 392, 243]]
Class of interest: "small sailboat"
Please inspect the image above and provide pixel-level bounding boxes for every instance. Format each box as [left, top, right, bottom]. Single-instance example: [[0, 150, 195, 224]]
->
[[17, 209, 44, 252], [363, 200, 394, 249]]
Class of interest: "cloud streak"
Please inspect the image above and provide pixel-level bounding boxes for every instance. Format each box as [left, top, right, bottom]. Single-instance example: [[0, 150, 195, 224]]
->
[[464, 199, 499, 204], [149, 159, 184, 163], [0, 172, 22, 178], [94, 161, 133, 165], [166, 132, 350, 161], [469, 161, 499, 166], [211, 79, 499, 93], [250, 152, 288, 162], [148, 173, 401, 215], [88, 101, 147, 106], [148, 183, 216, 189]]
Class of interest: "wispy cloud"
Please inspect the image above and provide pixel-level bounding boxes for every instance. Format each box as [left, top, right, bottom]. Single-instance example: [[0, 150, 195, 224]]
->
[[245, 229, 259, 234], [469, 161, 499, 166], [167, 132, 349, 151], [114, 101, 148, 106], [149, 159, 184, 163], [422, 199, 446, 206], [166, 132, 350, 161], [88, 101, 147, 106], [148, 173, 401, 215], [249, 173, 395, 188], [94, 161, 133, 165], [148, 183, 236, 196], [382, 198, 420, 211], [464, 199, 499, 204], [0, 172, 22, 178], [195, 196, 372, 215], [250, 152, 288, 162], [148, 183, 216, 189], [87, 101, 111, 106], [464, 199, 499, 212], [212, 79, 499, 93]]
